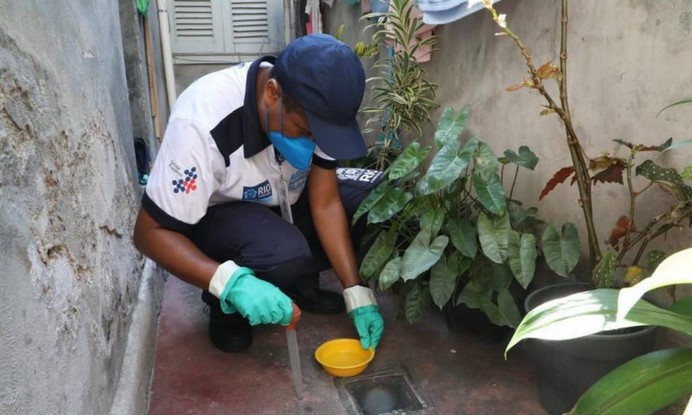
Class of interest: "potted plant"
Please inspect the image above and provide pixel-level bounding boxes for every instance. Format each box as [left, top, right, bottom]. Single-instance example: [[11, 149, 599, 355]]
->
[[473, 0, 692, 412], [506, 247, 692, 414], [358, 0, 440, 171], [353, 106, 580, 335]]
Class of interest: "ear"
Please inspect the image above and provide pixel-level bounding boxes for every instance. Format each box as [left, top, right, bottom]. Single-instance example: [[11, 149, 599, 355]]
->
[[261, 79, 282, 107]]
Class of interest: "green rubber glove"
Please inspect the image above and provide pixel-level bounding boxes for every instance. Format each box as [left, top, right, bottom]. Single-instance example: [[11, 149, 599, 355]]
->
[[210, 263, 293, 326], [350, 304, 384, 349], [343, 285, 384, 349]]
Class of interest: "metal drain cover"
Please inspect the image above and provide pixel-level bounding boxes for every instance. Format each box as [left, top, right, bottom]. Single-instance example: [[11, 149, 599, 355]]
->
[[335, 366, 432, 415]]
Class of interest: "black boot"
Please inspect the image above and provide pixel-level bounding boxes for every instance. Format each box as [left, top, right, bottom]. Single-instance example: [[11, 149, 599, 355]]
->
[[284, 274, 345, 315], [203, 291, 252, 352]]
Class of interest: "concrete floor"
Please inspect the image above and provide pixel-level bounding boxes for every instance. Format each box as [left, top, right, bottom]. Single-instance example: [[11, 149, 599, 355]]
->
[[148, 271, 546, 415]]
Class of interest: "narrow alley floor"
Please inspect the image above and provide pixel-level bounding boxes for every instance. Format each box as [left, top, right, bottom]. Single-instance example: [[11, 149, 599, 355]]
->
[[148, 271, 546, 415]]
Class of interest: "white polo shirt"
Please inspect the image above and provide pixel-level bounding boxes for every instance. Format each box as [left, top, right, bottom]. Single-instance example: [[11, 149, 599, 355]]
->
[[142, 57, 337, 233]]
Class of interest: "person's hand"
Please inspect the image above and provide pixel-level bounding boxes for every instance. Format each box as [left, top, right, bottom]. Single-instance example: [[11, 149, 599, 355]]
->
[[209, 262, 293, 326], [343, 285, 384, 349]]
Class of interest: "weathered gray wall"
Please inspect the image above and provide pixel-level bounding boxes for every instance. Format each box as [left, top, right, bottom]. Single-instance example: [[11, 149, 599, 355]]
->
[[0, 1, 148, 414], [326, 0, 692, 261]]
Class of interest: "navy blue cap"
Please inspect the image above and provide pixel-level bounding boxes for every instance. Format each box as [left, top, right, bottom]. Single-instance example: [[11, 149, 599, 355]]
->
[[273, 34, 367, 160]]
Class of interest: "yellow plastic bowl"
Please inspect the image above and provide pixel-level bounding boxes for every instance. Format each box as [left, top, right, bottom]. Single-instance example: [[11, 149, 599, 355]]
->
[[314, 338, 375, 377]]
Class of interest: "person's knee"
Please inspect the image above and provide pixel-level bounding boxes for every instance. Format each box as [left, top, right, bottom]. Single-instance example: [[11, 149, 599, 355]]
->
[[253, 255, 316, 288]]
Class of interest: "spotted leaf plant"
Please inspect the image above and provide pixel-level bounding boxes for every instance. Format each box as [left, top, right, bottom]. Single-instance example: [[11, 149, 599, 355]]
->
[[353, 107, 580, 325]]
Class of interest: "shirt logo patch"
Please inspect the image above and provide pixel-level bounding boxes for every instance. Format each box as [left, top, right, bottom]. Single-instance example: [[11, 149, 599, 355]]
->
[[171, 167, 198, 194], [288, 170, 309, 192], [242, 180, 272, 201], [336, 168, 383, 183]]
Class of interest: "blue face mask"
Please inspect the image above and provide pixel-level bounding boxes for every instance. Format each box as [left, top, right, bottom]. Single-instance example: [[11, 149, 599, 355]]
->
[[265, 100, 316, 171]]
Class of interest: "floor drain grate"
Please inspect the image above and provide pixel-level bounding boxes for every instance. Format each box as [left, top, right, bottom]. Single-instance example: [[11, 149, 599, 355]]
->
[[335, 366, 432, 415]]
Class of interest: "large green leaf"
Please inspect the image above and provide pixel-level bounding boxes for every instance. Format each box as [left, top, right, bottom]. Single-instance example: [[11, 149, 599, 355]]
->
[[416, 144, 468, 195], [505, 289, 692, 355], [569, 348, 692, 415], [617, 247, 692, 321], [497, 288, 522, 328], [667, 297, 692, 317], [430, 256, 459, 309], [420, 208, 445, 242], [457, 288, 511, 327], [466, 259, 513, 294], [404, 282, 431, 324], [448, 250, 472, 276], [477, 211, 510, 264], [352, 179, 388, 224], [434, 107, 469, 148], [448, 217, 477, 258], [400, 231, 449, 281], [472, 172, 507, 215], [388, 141, 431, 180], [378, 256, 403, 290], [360, 227, 398, 280], [507, 231, 537, 289], [472, 140, 500, 180], [502, 146, 539, 170], [541, 222, 580, 277], [367, 187, 414, 223]]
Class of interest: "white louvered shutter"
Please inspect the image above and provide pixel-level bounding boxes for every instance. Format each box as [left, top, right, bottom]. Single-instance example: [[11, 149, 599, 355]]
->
[[170, 0, 284, 61], [170, 0, 225, 54]]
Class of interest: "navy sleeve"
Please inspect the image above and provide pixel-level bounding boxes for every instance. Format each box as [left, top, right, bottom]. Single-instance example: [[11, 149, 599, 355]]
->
[[313, 154, 338, 169], [141, 191, 195, 234]]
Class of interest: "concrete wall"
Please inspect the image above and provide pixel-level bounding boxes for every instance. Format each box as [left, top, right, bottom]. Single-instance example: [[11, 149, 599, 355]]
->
[[0, 1, 164, 413], [326, 0, 692, 262]]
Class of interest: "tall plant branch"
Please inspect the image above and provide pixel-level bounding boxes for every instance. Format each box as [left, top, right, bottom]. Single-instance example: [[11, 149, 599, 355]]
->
[[484, 0, 601, 270], [622, 151, 637, 252]]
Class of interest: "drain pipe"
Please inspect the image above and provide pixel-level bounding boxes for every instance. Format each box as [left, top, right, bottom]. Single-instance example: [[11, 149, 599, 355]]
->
[[283, 0, 295, 46], [156, 0, 177, 112]]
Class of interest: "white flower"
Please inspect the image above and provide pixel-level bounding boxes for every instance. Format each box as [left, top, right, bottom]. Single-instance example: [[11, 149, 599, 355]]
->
[[497, 13, 507, 28]]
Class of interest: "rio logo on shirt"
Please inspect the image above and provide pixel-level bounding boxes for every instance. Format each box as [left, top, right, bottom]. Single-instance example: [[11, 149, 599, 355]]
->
[[242, 180, 272, 201], [171, 166, 198, 194]]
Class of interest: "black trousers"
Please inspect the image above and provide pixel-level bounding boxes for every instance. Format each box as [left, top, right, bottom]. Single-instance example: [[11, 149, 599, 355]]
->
[[188, 168, 382, 295]]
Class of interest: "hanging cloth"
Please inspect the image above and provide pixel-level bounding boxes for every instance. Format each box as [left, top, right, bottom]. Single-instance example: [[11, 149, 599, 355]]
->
[[416, 0, 504, 25]]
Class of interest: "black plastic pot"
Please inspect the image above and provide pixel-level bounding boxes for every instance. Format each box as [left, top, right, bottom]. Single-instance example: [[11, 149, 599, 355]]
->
[[523, 282, 657, 415], [442, 301, 512, 344]]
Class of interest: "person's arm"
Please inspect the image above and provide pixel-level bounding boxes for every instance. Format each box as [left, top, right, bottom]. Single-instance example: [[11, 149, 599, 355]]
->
[[308, 164, 384, 349], [307, 164, 361, 289], [133, 207, 218, 290]]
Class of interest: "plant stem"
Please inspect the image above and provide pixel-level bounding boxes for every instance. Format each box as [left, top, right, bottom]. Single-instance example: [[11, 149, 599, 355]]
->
[[558, 0, 601, 271], [619, 202, 692, 265], [509, 164, 519, 201], [622, 150, 637, 251], [488, 0, 601, 272]]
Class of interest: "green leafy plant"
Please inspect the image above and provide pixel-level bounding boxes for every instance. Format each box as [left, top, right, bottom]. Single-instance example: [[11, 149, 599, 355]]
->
[[354, 107, 580, 325], [359, 0, 439, 170], [476, 0, 692, 288], [505, 247, 692, 414]]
